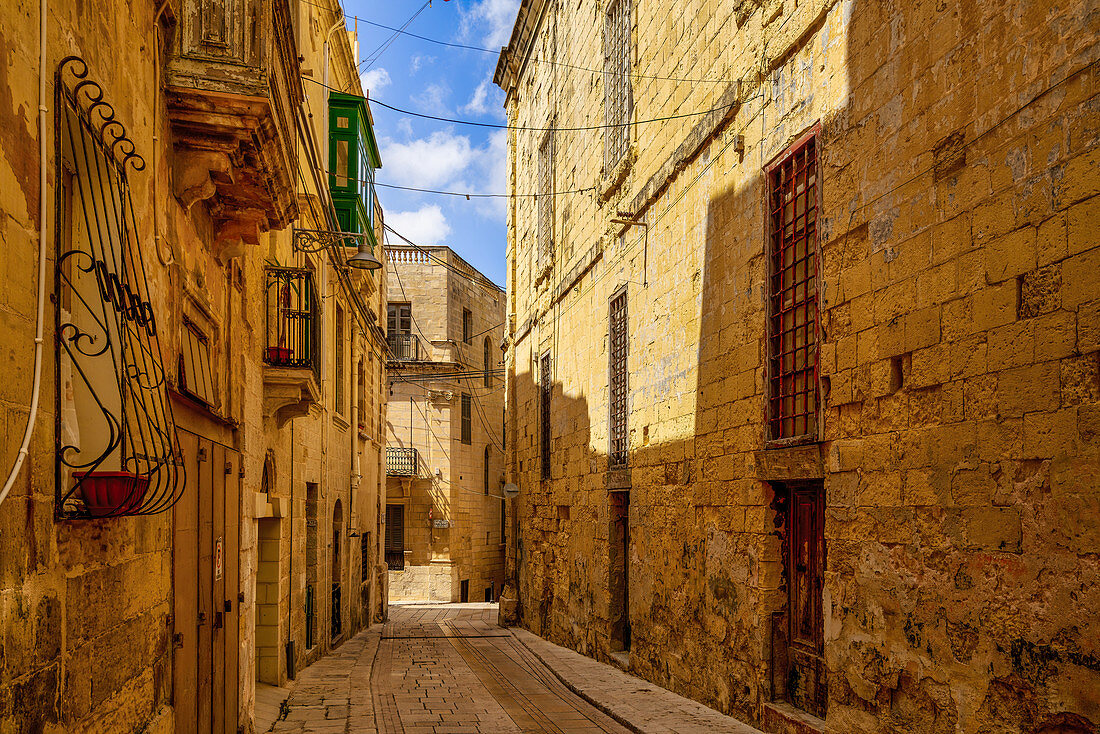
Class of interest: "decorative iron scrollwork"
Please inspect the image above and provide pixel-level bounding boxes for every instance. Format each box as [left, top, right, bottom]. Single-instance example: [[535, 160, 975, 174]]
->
[[293, 227, 368, 253], [54, 57, 184, 519]]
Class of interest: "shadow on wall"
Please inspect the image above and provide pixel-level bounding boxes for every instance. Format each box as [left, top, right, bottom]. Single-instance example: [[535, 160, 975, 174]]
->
[[687, 0, 1100, 729], [515, 0, 1100, 730]]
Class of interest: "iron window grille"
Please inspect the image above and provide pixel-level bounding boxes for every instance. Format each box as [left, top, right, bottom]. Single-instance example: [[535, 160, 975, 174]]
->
[[767, 131, 820, 442], [463, 308, 472, 344], [537, 131, 554, 272], [540, 353, 552, 479], [386, 447, 418, 476], [603, 0, 633, 170], [461, 394, 473, 445], [264, 267, 320, 383], [54, 57, 184, 519], [609, 289, 629, 467]]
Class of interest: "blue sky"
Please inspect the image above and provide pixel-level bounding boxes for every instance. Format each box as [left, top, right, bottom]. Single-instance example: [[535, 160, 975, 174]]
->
[[343, 0, 520, 287]]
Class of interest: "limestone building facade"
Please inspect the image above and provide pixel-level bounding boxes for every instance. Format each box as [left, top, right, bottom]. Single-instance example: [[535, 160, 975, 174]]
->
[[0, 0, 387, 732], [495, 0, 1100, 731], [383, 245, 507, 603]]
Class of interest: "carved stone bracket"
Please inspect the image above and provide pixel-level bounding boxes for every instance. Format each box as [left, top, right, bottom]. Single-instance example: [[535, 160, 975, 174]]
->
[[262, 367, 320, 429]]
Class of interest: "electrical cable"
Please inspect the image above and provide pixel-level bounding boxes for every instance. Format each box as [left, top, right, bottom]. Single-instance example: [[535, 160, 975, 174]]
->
[[360, 1, 430, 72], [374, 180, 596, 199], [384, 224, 503, 293], [296, 0, 730, 84], [369, 95, 737, 132]]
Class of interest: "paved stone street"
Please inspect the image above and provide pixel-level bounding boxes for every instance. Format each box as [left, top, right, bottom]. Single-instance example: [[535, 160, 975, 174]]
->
[[269, 603, 760, 734]]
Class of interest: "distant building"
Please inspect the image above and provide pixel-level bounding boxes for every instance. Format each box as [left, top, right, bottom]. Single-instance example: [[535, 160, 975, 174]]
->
[[384, 246, 507, 603], [495, 0, 1100, 731]]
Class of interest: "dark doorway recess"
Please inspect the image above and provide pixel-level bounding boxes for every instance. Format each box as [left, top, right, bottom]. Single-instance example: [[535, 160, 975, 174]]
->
[[609, 490, 631, 652]]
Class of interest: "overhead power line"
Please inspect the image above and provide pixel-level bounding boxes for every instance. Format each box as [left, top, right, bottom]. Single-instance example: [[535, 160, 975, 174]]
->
[[297, 0, 728, 84], [369, 96, 738, 132], [375, 181, 596, 199], [302, 77, 737, 133]]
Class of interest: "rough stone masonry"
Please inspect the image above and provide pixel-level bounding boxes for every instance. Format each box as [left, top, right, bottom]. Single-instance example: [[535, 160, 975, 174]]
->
[[496, 0, 1100, 731]]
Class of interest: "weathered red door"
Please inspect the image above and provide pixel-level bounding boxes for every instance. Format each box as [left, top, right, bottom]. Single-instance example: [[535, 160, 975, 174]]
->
[[785, 481, 826, 717]]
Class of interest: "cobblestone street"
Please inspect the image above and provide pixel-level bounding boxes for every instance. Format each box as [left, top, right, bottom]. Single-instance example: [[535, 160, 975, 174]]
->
[[267, 603, 760, 734]]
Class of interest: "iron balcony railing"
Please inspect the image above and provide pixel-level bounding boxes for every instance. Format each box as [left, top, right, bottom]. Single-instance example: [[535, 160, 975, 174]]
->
[[264, 267, 320, 382], [387, 333, 421, 361], [386, 447, 419, 476], [385, 550, 405, 571]]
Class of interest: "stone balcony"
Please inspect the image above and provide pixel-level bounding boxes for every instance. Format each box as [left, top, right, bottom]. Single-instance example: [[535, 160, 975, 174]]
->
[[164, 0, 301, 257]]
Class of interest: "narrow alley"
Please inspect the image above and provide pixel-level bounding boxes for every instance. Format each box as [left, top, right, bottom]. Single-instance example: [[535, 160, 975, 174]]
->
[[264, 604, 761, 734]]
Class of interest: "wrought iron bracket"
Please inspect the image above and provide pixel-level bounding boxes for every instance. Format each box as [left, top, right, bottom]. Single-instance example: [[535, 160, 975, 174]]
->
[[293, 228, 368, 253]]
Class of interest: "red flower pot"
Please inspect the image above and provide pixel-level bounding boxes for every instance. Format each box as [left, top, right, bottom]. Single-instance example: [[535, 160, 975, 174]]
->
[[267, 346, 293, 364], [74, 471, 149, 517]]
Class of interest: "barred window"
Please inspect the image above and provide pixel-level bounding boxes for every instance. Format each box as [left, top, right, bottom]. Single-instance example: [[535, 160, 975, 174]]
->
[[463, 308, 472, 344], [461, 394, 472, 445], [609, 289, 628, 467], [540, 353, 551, 479], [603, 0, 632, 170], [768, 132, 819, 441], [537, 131, 554, 272]]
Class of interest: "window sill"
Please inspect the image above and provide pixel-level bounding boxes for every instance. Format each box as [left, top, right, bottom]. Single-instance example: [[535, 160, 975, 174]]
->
[[597, 146, 636, 204], [332, 413, 350, 431]]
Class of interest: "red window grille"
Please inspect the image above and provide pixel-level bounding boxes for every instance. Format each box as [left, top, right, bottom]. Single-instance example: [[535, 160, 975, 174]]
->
[[609, 289, 628, 467], [768, 132, 819, 441]]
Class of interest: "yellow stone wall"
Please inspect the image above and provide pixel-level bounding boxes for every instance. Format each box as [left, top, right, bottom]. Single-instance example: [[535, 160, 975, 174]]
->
[[385, 247, 507, 603], [0, 0, 387, 731], [500, 0, 1100, 729]]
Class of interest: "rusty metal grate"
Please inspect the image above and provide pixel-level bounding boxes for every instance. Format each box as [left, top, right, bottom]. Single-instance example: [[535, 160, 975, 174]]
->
[[603, 0, 632, 169], [609, 289, 629, 467], [540, 353, 552, 479], [768, 133, 819, 441]]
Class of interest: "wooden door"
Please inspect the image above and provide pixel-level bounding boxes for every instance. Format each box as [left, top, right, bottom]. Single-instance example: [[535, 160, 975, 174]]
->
[[784, 481, 826, 717], [174, 433, 240, 734]]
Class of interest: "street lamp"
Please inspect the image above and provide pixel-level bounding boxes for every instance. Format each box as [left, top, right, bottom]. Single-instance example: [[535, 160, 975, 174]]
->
[[346, 241, 383, 270]]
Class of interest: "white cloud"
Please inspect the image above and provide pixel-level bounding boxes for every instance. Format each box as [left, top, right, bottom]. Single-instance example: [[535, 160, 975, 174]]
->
[[459, 0, 521, 49], [359, 68, 391, 94], [381, 130, 476, 189], [474, 129, 509, 220], [462, 79, 498, 116], [411, 82, 451, 116], [410, 55, 436, 74], [387, 205, 451, 245]]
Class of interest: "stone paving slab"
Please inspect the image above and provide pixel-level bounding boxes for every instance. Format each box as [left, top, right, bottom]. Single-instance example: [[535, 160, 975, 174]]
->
[[269, 628, 380, 733], [512, 628, 764, 734]]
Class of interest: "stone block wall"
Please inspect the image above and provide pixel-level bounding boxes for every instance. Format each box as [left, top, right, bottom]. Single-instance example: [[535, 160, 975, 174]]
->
[[385, 247, 507, 603], [500, 0, 1100, 730]]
